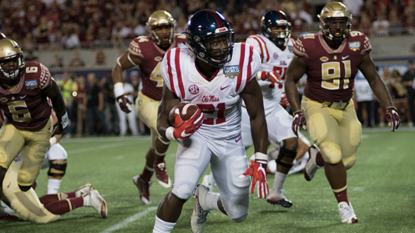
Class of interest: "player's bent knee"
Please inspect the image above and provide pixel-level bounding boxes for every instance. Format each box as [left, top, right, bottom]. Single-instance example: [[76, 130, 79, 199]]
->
[[319, 142, 342, 164], [230, 213, 248, 223], [342, 155, 356, 170], [47, 160, 67, 179], [172, 183, 194, 200]]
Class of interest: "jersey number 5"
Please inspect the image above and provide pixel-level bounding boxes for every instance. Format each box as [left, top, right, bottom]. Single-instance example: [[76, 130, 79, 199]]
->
[[321, 61, 351, 90], [198, 103, 225, 125]]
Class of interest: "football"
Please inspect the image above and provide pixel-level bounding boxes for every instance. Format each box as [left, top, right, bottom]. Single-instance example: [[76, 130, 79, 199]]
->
[[168, 102, 200, 126]]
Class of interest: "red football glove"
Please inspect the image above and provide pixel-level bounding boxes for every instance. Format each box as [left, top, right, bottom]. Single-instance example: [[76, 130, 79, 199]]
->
[[292, 110, 306, 136], [280, 92, 290, 107], [240, 152, 269, 199], [117, 95, 134, 113], [385, 106, 401, 132], [172, 108, 204, 141], [257, 71, 283, 89]]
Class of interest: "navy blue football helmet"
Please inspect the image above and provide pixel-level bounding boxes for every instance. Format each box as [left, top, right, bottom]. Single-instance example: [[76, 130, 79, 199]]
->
[[184, 9, 234, 68], [261, 10, 291, 48]]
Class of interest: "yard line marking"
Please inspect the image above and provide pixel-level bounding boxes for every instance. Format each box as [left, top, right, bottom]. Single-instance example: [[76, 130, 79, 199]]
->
[[66, 142, 134, 154], [100, 207, 157, 233]]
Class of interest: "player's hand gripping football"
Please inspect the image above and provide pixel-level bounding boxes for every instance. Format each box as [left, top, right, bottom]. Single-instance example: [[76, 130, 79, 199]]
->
[[117, 95, 134, 113], [385, 106, 401, 132], [292, 110, 306, 136], [172, 108, 204, 141], [240, 152, 269, 198]]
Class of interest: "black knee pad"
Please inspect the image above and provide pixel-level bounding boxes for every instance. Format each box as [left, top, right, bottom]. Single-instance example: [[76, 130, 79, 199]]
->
[[47, 160, 67, 179], [275, 147, 297, 169], [18, 184, 32, 192]]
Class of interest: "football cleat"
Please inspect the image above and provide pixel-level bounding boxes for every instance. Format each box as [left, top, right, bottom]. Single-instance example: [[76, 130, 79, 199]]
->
[[84, 190, 108, 218], [304, 145, 324, 181], [75, 183, 95, 197], [201, 173, 216, 191], [132, 175, 152, 205], [338, 201, 358, 224], [266, 188, 292, 208], [154, 162, 172, 188], [190, 185, 211, 233]]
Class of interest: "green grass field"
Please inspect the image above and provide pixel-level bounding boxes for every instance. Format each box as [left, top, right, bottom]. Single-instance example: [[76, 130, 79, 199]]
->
[[1, 127, 415, 233]]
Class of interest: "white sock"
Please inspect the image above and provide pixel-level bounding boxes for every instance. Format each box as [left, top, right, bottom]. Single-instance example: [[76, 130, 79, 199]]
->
[[204, 192, 220, 211], [47, 179, 62, 194], [272, 171, 287, 192], [153, 215, 176, 233]]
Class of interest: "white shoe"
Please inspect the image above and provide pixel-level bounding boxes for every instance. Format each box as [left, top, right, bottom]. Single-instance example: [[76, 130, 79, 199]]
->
[[303, 145, 323, 181], [201, 173, 216, 191], [266, 188, 292, 208], [338, 201, 358, 224], [75, 183, 95, 197], [190, 185, 210, 233], [84, 190, 108, 218]]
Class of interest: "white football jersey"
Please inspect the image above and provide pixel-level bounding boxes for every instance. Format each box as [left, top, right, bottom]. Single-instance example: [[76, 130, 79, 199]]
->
[[246, 35, 295, 115], [161, 43, 261, 140]]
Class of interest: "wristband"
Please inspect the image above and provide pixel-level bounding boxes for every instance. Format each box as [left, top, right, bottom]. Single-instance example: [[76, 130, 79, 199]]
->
[[165, 126, 177, 141], [254, 152, 267, 164], [49, 136, 57, 146], [256, 71, 267, 81], [61, 112, 69, 129], [114, 82, 124, 98]]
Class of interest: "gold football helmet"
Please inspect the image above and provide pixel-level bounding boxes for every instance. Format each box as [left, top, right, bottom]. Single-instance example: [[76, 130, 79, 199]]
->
[[0, 39, 25, 80], [146, 10, 176, 46], [318, 2, 352, 42]]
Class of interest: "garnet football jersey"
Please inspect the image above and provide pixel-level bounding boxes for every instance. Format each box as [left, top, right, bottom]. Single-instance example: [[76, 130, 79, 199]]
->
[[128, 34, 187, 101], [294, 32, 372, 103], [246, 35, 295, 115], [0, 61, 52, 130], [161, 43, 261, 140]]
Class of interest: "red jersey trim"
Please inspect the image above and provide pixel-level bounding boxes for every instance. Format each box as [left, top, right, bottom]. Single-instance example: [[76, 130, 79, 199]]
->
[[243, 45, 254, 90], [254, 36, 270, 63], [174, 48, 185, 99], [236, 43, 246, 93], [167, 50, 176, 95]]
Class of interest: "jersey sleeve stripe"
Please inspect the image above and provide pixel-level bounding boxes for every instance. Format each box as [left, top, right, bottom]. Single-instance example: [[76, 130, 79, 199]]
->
[[236, 43, 246, 92], [167, 50, 177, 95], [251, 36, 265, 63], [289, 37, 296, 45], [243, 45, 254, 90], [256, 36, 270, 62], [174, 48, 186, 99]]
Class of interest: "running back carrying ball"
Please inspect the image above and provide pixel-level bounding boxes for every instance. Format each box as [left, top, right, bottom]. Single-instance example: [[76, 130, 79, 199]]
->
[[169, 102, 200, 126]]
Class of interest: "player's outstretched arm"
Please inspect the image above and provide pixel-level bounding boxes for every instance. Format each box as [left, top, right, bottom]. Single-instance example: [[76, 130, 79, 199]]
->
[[240, 78, 269, 198], [359, 54, 400, 131], [285, 56, 307, 136], [112, 52, 141, 113], [157, 85, 180, 140], [43, 79, 68, 135]]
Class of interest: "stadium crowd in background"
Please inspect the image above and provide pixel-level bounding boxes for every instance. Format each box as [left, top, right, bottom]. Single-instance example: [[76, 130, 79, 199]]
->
[[1, 0, 415, 52]]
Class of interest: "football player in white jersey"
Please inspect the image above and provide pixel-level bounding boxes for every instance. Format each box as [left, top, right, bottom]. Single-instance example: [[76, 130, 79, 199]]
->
[[153, 10, 269, 233], [203, 10, 322, 208]]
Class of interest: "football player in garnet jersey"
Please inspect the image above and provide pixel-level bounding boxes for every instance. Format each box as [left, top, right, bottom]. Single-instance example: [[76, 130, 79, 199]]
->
[[153, 10, 268, 233], [285, 2, 401, 224], [112, 10, 186, 205], [0, 39, 68, 202], [202, 10, 323, 208], [1, 164, 107, 222]]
